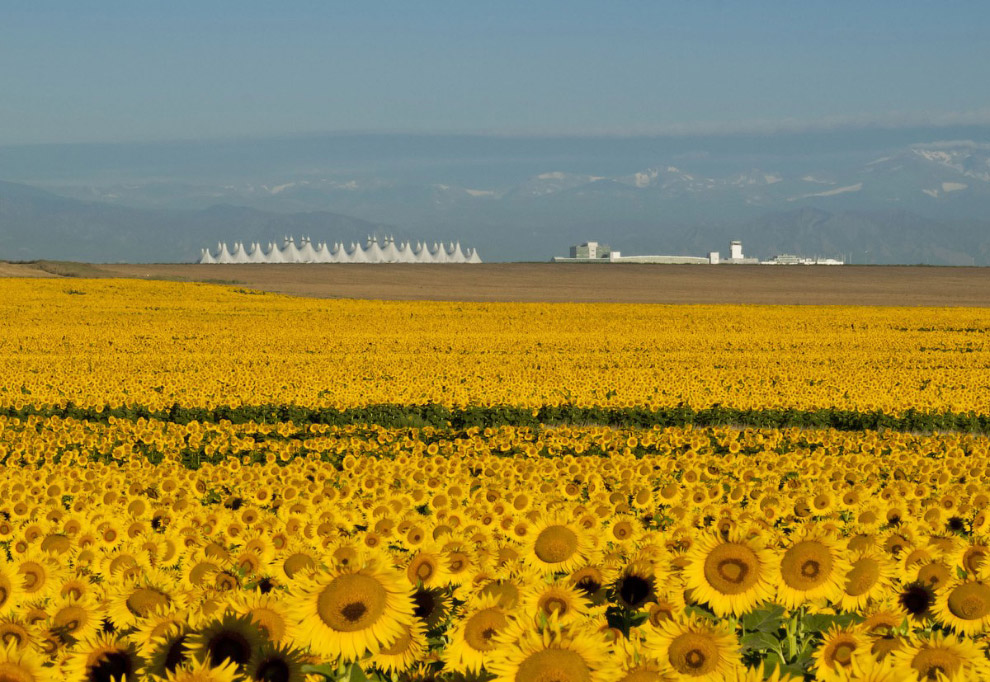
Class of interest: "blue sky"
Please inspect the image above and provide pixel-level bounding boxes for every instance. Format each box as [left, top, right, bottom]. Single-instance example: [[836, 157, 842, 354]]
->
[[2, 1, 989, 144]]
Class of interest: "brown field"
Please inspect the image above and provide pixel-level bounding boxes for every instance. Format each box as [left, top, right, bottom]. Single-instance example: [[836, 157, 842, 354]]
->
[[2, 261, 989, 306]]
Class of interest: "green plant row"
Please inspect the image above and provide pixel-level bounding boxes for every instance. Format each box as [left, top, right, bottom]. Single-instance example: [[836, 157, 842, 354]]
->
[[3, 402, 990, 434]]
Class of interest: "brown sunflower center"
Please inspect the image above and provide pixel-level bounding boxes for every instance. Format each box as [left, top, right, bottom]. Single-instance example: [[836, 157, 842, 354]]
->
[[283, 553, 315, 579], [947, 583, 990, 620], [911, 647, 963, 680], [667, 632, 719, 675], [316, 573, 388, 632], [702, 542, 760, 595], [534, 526, 579, 564], [515, 648, 591, 682], [844, 557, 880, 597], [17, 564, 44, 593], [126, 587, 171, 618], [249, 607, 285, 642], [963, 548, 988, 574], [613, 522, 634, 540], [828, 639, 857, 667], [53, 605, 87, 634], [464, 607, 506, 652], [780, 541, 833, 590]]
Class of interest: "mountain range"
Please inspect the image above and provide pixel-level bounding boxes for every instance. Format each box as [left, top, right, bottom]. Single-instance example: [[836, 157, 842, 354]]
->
[[1, 132, 989, 264]]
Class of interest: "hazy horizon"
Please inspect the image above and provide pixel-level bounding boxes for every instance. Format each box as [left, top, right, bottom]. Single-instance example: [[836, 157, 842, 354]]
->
[[3, 1, 990, 145]]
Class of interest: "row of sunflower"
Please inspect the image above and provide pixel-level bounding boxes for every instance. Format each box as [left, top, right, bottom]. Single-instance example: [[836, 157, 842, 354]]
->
[[1, 279, 990, 414], [2, 421, 990, 679]]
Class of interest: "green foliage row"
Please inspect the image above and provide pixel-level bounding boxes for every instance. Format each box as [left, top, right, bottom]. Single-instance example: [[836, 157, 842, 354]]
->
[[3, 401, 990, 433]]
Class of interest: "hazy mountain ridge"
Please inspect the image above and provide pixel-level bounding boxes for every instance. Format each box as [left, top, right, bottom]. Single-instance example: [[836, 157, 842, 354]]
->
[[2, 134, 989, 263]]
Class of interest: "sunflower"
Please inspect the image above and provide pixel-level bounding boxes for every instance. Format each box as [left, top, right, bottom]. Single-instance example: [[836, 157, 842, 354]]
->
[[612, 561, 659, 611], [443, 594, 513, 674], [773, 531, 850, 609], [521, 516, 595, 576], [61, 633, 144, 682], [241, 641, 308, 682], [933, 579, 990, 635], [148, 656, 242, 682], [104, 569, 178, 630], [897, 581, 936, 625], [488, 618, 619, 682], [644, 616, 740, 681], [521, 579, 590, 625], [0, 641, 56, 682], [367, 619, 427, 674], [682, 530, 775, 617], [227, 592, 297, 646], [404, 543, 452, 588], [143, 622, 193, 680], [48, 594, 103, 645], [187, 613, 268, 671], [838, 549, 896, 612], [613, 633, 666, 682], [568, 566, 613, 606], [0, 565, 24, 618], [286, 558, 415, 661], [889, 630, 990, 681], [811, 627, 870, 681], [410, 586, 451, 628]]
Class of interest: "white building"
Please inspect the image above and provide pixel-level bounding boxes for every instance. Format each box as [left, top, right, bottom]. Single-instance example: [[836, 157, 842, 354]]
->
[[199, 236, 482, 264]]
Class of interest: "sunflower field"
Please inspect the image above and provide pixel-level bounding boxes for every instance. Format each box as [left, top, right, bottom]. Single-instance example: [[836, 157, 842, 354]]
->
[[2, 279, 990, 681]]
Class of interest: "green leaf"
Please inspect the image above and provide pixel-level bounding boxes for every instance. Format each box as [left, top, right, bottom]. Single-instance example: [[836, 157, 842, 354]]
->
[[739, 631, 780, 652], [742, 604, 786, 633]]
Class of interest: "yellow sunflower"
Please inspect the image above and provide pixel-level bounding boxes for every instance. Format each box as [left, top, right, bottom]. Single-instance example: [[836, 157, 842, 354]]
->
[[286, 558, 415, 661], [148, 656, 243, 682], [367, 619, 427, 674], [773, 530, 850, 609], [889, 630, 990, 681], [682, 530, 775, 617], [443, 594, 513, 674], [61, 633, 144, 682], [521, 579, 591, 625], [838, 549, 897, 612], [0, 641, 57, 682], [933, 579, 990, 635], [488, 617, 619, 682], [644, 616, 741, 681], [186, 613, 268, 671], [811, 626, 870, 681], [521, 516, 595, 576]]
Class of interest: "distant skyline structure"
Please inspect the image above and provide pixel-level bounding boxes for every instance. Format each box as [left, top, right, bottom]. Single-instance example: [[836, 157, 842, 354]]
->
[[2, 2, 990, 145], [200, 235, 482, 264]]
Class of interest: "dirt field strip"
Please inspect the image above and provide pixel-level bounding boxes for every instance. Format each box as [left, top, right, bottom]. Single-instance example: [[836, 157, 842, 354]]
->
[[3, 262, 990, 306]]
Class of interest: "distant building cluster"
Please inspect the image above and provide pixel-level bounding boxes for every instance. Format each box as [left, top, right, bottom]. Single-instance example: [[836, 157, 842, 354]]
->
[[554, 240, 843, 265], [199, 236, 482, 264]]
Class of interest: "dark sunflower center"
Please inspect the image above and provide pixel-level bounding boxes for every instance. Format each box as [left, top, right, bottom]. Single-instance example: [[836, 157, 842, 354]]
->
[[685, 650, 705, 669], [801, 560, 821, 578], [89, 652, 134, 682], [341, 602, 367, 623], [257, 577, 274, 594], [163, 635, 189, 672], [412, 588, 438, 621], [208, 632, 252, 665], [257, 657, 291, 682], [899, 584, 934, 615], [948, 517, 966, 532], [618, 575, 654, 608], [575, 578, 601, 596]]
